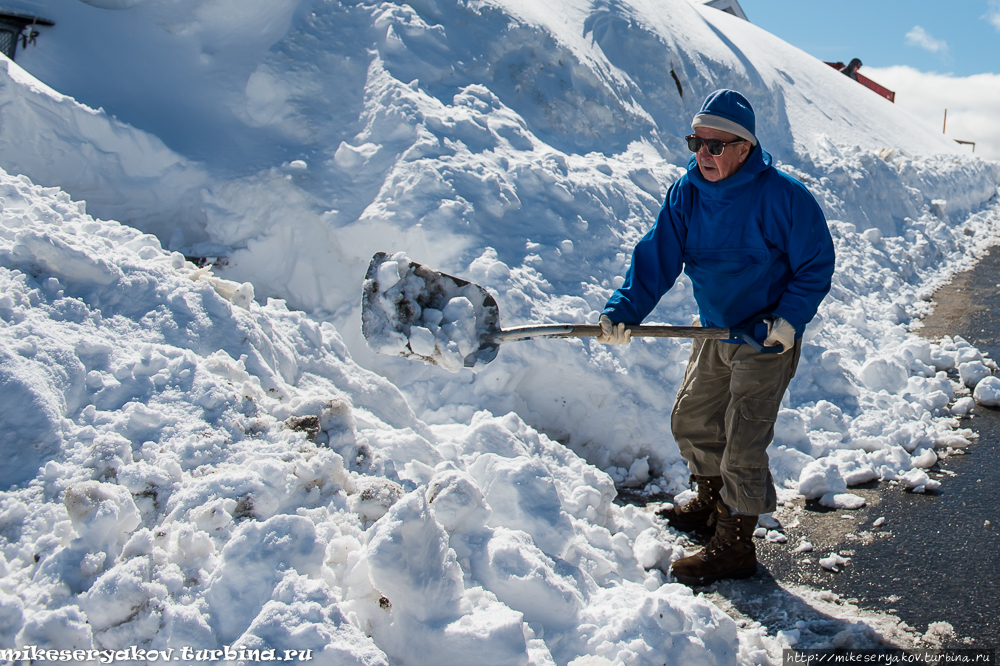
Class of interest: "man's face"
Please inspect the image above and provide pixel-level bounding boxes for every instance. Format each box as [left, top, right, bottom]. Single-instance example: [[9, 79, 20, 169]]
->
[[694, 127, 752, 182]]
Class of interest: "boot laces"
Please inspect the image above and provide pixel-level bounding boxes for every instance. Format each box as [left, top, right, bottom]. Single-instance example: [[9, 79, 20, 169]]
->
[[703, 513, 751, 558], [703, 533, 734, 558], [681, 476, 720, 514]]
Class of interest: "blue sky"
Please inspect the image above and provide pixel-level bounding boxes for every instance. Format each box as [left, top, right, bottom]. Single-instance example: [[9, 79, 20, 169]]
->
[[739, 0, 1000, 77]]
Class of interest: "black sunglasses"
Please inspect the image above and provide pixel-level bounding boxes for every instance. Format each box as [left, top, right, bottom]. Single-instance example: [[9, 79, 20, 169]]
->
[[685, 135, 746, 156]]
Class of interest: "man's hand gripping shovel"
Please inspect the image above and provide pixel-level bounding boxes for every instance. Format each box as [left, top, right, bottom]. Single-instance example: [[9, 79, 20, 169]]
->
[[361, 252, 780, 371]]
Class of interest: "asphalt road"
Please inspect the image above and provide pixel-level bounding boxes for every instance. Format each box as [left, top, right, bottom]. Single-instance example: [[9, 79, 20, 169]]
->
[[755, 245, 1000, 646]]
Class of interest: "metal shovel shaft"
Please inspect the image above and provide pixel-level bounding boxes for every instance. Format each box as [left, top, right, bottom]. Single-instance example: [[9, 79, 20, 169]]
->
[[492, 324, 733, 343]]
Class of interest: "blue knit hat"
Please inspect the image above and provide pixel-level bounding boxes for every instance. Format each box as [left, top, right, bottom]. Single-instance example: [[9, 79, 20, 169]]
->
[[691, 89, 757, 146]]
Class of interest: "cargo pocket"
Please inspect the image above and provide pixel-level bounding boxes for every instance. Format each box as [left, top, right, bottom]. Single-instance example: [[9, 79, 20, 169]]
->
[[728, 395, 781, 500]]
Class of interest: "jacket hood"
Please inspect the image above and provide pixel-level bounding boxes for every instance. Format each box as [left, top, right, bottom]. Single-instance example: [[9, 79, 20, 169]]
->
[[687, 142, 773, 197]]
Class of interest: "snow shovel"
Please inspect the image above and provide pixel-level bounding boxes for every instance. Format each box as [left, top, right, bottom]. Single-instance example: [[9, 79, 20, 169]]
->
[[361, 252, 778, 371]]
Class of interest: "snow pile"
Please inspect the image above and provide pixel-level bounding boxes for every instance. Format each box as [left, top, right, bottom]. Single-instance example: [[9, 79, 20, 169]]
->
[[4, 0, 999, 492], [0, 167, 738, 665], [2, 0, 1000, 659]]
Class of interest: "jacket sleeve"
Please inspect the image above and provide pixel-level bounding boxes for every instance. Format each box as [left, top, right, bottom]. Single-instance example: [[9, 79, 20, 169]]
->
[[768, 182, 836, 333], [602, 183, 686, 325]]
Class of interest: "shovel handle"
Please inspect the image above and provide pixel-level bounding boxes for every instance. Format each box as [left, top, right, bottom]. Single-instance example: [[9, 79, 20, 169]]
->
[[493, 321, 783, 353], [493, 324, 731, 342]]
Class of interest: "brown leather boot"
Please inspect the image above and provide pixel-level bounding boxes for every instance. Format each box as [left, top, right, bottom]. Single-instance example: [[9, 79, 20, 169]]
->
[[657, 475, 723, 532], [670, 503, 758, 586]]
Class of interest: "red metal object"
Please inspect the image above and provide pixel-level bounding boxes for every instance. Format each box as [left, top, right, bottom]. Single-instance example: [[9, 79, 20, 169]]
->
[[825, 62, 895, 103]]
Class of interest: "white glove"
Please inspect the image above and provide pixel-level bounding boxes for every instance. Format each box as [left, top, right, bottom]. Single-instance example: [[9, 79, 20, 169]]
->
[[763, 316, 796, 353], [597, 314, 632, 345]]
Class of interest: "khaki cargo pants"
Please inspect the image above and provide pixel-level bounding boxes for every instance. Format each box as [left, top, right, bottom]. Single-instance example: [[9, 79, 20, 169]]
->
[[670, 337, 801, 516]]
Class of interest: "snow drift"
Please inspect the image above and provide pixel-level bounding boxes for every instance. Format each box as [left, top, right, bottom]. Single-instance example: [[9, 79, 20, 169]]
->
[[0, 166, 741, 663], [11, 0, 999, 479]]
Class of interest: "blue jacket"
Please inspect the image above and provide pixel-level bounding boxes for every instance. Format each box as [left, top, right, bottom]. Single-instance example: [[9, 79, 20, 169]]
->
[[603, 145, 834, 341]]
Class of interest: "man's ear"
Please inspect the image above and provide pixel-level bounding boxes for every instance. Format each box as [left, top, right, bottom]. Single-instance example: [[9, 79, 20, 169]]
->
[[738, 142, 751, 163]]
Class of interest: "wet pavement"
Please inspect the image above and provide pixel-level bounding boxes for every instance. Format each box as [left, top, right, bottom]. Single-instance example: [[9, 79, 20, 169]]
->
[[755, 245, 1000, 646]]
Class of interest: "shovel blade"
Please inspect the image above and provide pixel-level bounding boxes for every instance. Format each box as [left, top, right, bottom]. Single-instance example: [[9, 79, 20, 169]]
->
[[361, 252, 501, 371]]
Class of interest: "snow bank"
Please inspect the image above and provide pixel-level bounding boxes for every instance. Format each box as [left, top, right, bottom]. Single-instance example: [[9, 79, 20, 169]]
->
[[0, 55, 209, 245], [6, 0, 999, 489], [0, 167, 731, 665]]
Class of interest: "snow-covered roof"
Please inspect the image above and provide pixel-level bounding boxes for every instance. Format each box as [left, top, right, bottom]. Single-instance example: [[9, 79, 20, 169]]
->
[[691, 0, 749, 21]]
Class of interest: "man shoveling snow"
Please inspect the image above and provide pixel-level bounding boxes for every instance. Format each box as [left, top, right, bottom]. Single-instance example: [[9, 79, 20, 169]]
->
[[599, 89, 836, 586]]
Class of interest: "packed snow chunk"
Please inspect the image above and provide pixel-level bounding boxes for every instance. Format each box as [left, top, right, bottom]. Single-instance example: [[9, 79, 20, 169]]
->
[[768, 445, 816, 487], [408, 325, 437, 357], [351, 477, 404, 525], [897, 338, 936, 375], [364, 491, 465, 624], [80, 556, 166, 633], [632, 527, 674, 571], [794, 541, 814, 553], [929, 344, 958, 371], [858, 358, 908, 393], [467, 453, 575, 558], [624, 456, 650, 487], [377, 260, 401, 291], [204, 515, 326, 643], [797, 459, 847, 499], [974, 376, 1000, 407], [758, 514, 780, 530], [765, 530, 787, 543], [231, 573, 389, 666], [334, 141, 380, 169], [899, 469, 941, 493], [201, 275, 255, 309], [671, 489, 696, 509], [442, 297, 475, 331], [951, 396, 975, 415], [476, 527, 583, 629], [829, 449, 879, 486], [777, 628, 802, 647], [857, 358, 908, 393], [13, 605, 94, 650], [63, 481, 142, 560], [361, 252, 499, 372], [862, 228, 882, 244], [425, 469, 492, 533], [819, 553, 850, 572], [959, 361, 992, 389], [911, 448, 938, 469], [819, 493, 866, 510]]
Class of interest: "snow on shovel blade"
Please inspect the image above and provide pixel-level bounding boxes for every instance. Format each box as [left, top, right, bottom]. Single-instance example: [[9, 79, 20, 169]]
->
[[361, 252, 501, 372]]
